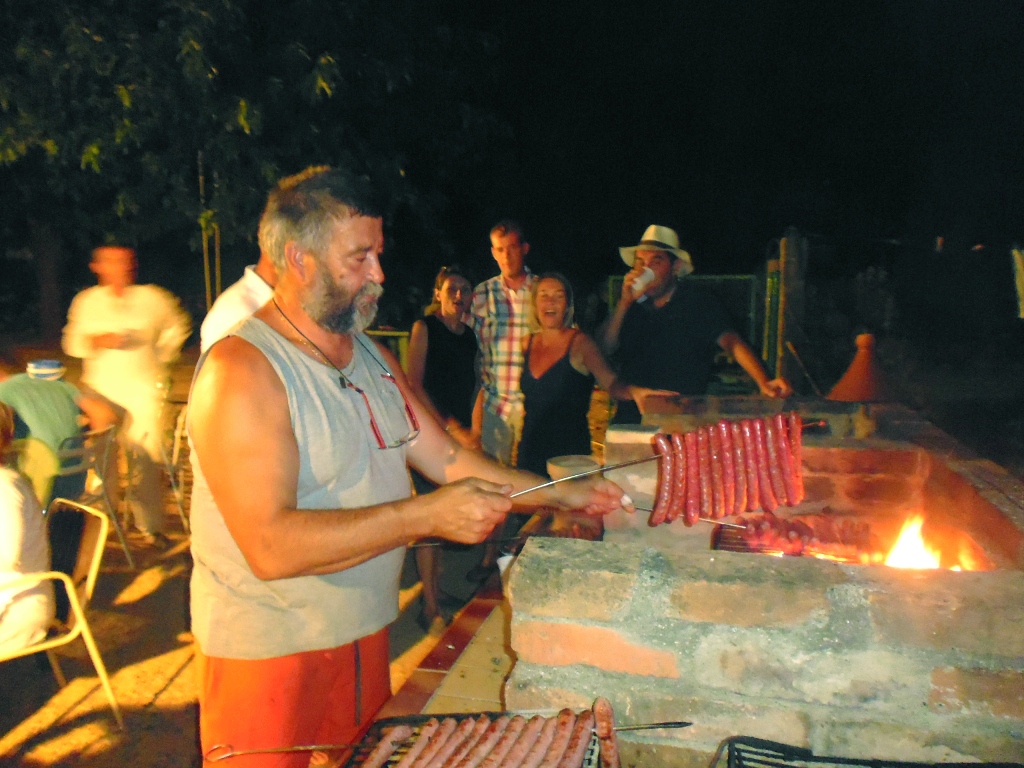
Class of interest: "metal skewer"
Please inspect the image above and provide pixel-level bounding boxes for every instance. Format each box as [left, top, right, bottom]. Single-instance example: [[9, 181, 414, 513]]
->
[[509, 454, 661, 499], [205, 742, 359, 762], [634, 508, 746, 529], [615, 720, 693, 731]]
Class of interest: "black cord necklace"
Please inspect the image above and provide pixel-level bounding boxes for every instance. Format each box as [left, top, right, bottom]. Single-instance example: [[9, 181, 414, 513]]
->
[[272, 299, 352, 384]]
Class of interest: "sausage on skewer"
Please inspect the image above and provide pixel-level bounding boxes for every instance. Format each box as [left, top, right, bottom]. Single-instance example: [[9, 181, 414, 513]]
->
[[684, 430, 700, 526], [708, 424, 727, 519], [362, 725, 415, 768], [667, 432, 687, 523], [697, 426, 714, 519], [787, 411, 805, 503], [649, 433, 674, 526], [730, 420, 747, 514], [717, 420, 736, 517], [751, 418, 778, 512], [773, 412, 800, 506], [740, 419, 761, 512], [593, 698, 620, 768], [761, 416, 788, 507]]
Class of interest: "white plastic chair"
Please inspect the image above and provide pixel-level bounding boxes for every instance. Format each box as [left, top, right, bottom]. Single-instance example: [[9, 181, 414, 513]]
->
[[56, 426, 135, 570], [0, 498, 124, 729]]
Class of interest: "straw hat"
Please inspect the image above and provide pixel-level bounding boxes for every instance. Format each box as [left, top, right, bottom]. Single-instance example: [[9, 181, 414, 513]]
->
[[619, 225, 693, 276]]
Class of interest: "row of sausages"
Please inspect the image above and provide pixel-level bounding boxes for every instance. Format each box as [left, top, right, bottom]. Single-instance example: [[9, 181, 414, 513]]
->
[[649, 412, 805, 527], [357, 707, 603, 768]]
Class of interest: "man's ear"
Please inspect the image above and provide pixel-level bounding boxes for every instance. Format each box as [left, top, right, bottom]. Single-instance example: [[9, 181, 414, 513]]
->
[[283, 242, 308, 280]]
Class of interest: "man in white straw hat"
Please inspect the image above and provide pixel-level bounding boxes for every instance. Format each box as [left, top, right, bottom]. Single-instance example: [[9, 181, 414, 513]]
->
[[600, 224, 791, 423]]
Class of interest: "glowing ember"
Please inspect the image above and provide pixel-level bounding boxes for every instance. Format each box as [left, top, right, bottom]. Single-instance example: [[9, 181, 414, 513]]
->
[[885, 515, 941, 569]]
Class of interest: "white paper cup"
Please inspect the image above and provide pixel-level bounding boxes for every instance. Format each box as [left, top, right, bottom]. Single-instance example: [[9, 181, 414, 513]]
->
[[630, 267, 656, 297]]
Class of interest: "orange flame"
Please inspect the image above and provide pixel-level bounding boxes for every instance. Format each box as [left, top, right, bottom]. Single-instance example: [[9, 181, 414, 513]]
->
[[885, 515, 941, 569]]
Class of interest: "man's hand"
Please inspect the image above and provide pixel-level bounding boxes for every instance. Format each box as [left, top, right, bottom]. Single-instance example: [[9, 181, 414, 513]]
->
[[91, 332, 130, 350], [759, 378, 793, 398], [421, 478, 512, 544], [548, 476, 635, 517]]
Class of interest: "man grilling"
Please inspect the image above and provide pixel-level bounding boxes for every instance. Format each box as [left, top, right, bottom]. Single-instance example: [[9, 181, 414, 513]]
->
[[600, 225, 791, 424], [187, 166, 630, 766]]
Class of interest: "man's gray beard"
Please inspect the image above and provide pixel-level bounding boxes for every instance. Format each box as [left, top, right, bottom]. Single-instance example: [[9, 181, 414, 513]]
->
[[303, 272, 383, 334]]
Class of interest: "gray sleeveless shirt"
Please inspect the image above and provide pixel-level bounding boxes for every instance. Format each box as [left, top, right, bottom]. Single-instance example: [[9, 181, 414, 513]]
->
[[189, 318, 412, 659]]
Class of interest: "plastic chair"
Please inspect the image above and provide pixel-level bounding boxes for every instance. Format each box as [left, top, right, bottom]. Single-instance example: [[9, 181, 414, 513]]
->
[[57, 426, 135, 570], [6, 437, 59, 507], [0, 498, 124, 729]]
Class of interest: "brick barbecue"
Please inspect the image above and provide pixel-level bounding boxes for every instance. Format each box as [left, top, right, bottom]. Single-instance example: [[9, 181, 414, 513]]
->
[[503, 399, 1024, 767]]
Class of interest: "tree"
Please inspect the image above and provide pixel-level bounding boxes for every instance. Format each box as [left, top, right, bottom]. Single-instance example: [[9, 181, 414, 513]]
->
[[0, 0, 508, 334]]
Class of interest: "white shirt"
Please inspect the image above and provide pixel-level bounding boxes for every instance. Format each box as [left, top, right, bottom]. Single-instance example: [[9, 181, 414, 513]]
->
[[199, 266, 275, 352], [0, 468, 50, 612], [62, 284, 191, 449]]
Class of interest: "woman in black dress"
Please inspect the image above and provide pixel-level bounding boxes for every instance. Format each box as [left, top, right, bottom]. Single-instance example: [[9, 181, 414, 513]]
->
[[518, 272, 673, 477], [406, 266, 479, 631]]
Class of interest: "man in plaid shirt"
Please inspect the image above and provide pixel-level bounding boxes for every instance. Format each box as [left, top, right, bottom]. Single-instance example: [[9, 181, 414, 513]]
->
[[466, 220, 537, 467]]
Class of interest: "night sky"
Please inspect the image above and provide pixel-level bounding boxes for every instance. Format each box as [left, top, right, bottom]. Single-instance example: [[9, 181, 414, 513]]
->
[[448, 0, 1024, 335]]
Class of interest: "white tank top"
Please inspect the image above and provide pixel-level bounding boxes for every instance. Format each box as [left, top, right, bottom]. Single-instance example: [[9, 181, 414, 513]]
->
[[188, 319, 412, 659]]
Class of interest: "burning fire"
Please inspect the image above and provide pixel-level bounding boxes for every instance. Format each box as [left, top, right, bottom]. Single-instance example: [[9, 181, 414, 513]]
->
[[885, 515, 942, 569]]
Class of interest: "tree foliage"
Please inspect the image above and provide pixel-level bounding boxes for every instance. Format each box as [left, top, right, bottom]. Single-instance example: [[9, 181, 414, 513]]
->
[[0, 0, 507, 318]]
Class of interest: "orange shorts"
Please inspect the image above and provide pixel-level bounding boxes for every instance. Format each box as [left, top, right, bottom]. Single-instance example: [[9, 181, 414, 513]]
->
[[195, 627, 391, 768]]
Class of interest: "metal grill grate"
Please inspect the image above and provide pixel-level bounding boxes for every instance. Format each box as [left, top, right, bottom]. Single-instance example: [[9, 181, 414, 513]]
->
[[708, 736, 1024, 768]]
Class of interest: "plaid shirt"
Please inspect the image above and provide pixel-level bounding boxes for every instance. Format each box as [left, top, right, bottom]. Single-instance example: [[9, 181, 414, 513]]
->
[[466, 270, 537, 421]]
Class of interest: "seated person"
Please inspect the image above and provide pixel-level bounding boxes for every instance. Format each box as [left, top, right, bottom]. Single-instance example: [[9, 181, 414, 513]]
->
[[0, 346, 119, 502], [0, 403, 55, 653], [600, 225, 792, 424]]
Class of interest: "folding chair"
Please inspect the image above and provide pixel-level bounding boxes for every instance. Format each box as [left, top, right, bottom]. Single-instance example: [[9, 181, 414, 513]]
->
[[0, 498, 124, 729], [57, 426, 135, 570]]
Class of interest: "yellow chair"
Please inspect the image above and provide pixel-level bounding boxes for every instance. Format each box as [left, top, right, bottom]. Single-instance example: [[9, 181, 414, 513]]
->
[[56, 426, 135, 570], [0, 498, 124, 729]]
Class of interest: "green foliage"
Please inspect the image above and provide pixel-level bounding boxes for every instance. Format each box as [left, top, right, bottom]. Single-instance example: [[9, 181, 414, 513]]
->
[[0, 0, 507, 307]]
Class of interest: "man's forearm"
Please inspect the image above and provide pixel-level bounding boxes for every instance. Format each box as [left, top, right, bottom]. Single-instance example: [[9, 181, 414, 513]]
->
[[598, 302, 629, 355]]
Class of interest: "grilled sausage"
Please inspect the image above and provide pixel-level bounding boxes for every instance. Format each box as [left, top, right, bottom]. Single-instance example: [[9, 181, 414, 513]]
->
[[495, 716, 547, 768], [787, 411, 805, 503], [773, 413, 800, 506], [668, 432, 687, 523], [684, 430, 700, 526], [453, 716, 511, 768], [740, 419, 761, 512], [518, 716, 559, 768], [708, 423, 727, 518], [479, 715, 527, 768], [362, 725, 415, 768], [393, 719, 439, 768], [446, 715, 494, 768], [421, 715, 478, 768], [761, 415, 789, 506], [592, 697, 620, 768], [650, 433, 674, 526], [555, 710, 596, 768], [410, 717, 458, 768], [717, 420, 736, 517], [751, 418, 779, 512], [730, 420, 747, 514], [537, 709, 578, 768], [697, 426, 714, 519]]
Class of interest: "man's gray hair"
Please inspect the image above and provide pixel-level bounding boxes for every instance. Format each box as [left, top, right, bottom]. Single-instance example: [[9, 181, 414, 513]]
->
[[258, 165, 384, 270]]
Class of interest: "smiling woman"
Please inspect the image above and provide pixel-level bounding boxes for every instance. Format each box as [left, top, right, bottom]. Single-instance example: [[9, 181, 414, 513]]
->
[[517, 273, 674, 477]]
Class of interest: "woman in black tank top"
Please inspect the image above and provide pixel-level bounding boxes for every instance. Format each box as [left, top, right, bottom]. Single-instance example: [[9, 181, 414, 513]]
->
[[406, 266, 479, 632], [518, 273, 673, 477]]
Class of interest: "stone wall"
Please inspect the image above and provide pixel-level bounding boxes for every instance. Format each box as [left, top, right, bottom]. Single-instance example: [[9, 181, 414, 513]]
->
[[504, 537, 1024, 766]]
